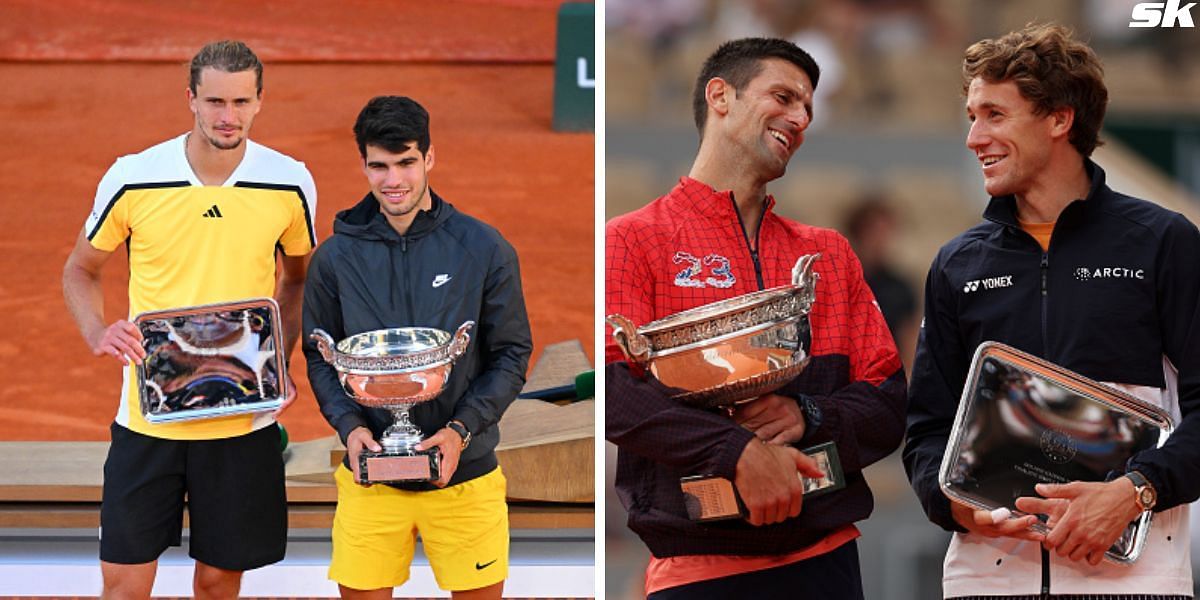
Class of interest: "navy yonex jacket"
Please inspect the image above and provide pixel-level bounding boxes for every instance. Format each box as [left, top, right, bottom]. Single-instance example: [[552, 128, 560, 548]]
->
[[904, 160, 1200, 595]]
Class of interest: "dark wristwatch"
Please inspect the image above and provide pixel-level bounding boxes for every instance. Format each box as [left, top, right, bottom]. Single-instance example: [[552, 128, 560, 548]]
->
[[1124, 470, 1157, 512], [797, 395, 823, 434], [446, 420, 471, 450]]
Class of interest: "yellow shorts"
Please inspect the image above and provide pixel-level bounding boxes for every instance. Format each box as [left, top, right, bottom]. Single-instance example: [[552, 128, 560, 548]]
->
[[329, 464, 509, 591]]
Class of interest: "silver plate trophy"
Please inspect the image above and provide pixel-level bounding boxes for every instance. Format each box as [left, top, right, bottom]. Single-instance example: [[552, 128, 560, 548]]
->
[[136, 298, 286, 423], [940, 342, 1173, 563], [310, 322, 474, 484], [608, 255, 844, 520], [607, 254, 820, 409]]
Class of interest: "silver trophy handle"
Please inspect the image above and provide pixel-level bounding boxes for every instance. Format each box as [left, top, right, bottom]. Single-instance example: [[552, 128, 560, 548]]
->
[[449, 321, 476, 361], [791, 253, 821, 288], [606, 313, 652, 365], [310, 328, 337, 364]]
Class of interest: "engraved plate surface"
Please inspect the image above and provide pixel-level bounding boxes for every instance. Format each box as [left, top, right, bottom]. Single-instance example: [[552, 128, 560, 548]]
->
[[681, 477, 743, 521], [940, 342, 1173, 563], [135, 298, 286, 423], [800, 441, 846, 498], [680, 441, 846, 521], [359, 449, 440, 484]]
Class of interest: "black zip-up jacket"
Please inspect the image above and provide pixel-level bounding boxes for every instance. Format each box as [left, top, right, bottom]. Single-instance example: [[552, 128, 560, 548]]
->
[[904, 160, 1200, 533], [303, 191, 532, 491]]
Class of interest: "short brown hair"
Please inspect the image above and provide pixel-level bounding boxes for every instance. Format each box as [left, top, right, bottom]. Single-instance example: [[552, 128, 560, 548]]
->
[[963, 23, 1107, 156], [189, 40, 263, 95], [692, 38, 820, 137]]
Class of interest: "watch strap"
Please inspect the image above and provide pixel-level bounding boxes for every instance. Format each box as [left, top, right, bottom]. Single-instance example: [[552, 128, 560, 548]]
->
[[446, 420, 471, 450], [1124, 470, 1155, 511], [1124, 470, 1148, 488]]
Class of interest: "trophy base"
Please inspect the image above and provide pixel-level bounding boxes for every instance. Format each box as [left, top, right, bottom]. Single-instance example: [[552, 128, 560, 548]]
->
[[358, 447, 441, 484], [680, 441, 845, 522]]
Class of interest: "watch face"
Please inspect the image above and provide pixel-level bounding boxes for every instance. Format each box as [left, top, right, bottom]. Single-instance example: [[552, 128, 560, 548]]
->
[[1139, 487, 1156, 509]]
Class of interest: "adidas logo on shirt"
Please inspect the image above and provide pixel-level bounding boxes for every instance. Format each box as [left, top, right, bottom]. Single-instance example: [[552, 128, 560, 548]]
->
[[202, 205, 223, 218]]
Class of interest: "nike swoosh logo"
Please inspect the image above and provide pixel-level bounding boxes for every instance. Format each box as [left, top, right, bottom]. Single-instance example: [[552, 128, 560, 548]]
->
[[432, 274, 452, 288], [475, 559, 498, 570]]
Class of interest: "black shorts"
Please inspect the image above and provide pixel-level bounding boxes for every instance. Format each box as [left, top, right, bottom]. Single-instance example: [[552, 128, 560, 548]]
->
[[100, 422, 287, 570], [648, 540, 864, 600]]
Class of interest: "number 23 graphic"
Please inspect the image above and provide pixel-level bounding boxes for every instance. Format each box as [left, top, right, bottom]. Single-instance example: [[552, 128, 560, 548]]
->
[[673, 252, 736, 289]]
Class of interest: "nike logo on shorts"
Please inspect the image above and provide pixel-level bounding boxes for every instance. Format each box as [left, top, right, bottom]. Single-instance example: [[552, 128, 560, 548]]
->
[[475, 559, 498, 570]]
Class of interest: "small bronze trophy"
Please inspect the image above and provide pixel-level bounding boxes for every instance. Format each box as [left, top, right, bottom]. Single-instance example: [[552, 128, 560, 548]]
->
[[310, 322, 474, 484]]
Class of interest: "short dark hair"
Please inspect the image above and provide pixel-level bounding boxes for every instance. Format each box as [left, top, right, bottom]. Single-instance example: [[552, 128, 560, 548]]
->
[[692, 38, 820, 136], [963, 23, 1107, 156], [189, 40, 263, 95], [353, 96, 431, 158]]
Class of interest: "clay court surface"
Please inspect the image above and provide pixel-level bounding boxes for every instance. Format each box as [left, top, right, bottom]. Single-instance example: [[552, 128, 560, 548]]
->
[[0, 0, 594, 442]]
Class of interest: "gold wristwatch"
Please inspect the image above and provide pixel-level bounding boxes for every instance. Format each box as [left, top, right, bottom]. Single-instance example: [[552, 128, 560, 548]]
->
[[1124, 470, 1157, 512]]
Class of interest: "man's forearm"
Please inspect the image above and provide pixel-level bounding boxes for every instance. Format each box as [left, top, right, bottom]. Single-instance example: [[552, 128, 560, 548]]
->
[[62, 262, 108, 349], [606, 362, 757, 479], [788, 370, 907, 474]]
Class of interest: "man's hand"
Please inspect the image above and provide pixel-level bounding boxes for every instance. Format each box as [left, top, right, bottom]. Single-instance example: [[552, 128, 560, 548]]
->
[[1015, 479, 1142, 565], [346, 427, 382, 486], [89, 320, 145, 365], [416, 427, 465, 488], [733, 439, 825, 526], [733, 393, 806, 445], [271, 375, 297, 418], [950, 500, 1044, 542]]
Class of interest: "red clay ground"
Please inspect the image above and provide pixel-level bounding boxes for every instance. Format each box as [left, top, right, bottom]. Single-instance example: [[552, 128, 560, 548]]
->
[[0, 2, 594, 442]]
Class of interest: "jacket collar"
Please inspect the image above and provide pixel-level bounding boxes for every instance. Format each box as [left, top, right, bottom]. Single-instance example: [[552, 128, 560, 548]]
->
[[982, 158, 1107, 228], [673, 176, 777, 221], [333, 189, 453, 242]]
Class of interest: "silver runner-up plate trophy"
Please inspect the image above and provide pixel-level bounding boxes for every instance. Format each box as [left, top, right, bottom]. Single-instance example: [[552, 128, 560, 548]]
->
[[311, 321, 474, 484], [136, 298, 287, 423], [940, 342, 1174, 563], [608, 255, 846, 521]]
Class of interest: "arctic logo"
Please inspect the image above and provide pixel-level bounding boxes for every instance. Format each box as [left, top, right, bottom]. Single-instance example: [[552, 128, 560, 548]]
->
[[963, 275, 1013, 294], [1130, 0, 1196, 27], [1074, 267, 1145, 281], [432, 274, 452, 288]]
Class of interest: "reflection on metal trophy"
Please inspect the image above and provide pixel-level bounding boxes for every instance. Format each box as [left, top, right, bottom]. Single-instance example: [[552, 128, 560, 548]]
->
[[310, 321, 474, 484], [607, 254, 820, 409], [608, 255, 845, 519], [940, 342, 1174, 563], [136, 298, 286, 423]]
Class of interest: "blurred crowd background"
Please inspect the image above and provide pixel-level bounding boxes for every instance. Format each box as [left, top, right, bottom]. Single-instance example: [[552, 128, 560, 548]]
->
[[604, 0, 1200, 597]]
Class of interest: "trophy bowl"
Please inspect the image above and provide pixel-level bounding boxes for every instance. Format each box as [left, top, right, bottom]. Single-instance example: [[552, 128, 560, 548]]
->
[[310, 321, 474, 483], [607, 254, 819, 409]]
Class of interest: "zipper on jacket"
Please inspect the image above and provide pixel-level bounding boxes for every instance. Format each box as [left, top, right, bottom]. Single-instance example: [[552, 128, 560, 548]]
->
[[1040, 253, 1049, 353], [730, 195, 767, 290], [400, 236, 414, 322], [1040, 546, 1050, 597], [387, 240, 399, 312], [1039, 251, 1050, 599]]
